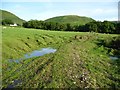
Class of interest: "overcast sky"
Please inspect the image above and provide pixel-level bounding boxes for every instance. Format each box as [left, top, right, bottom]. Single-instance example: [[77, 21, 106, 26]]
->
[[1, 0, 119, 21]]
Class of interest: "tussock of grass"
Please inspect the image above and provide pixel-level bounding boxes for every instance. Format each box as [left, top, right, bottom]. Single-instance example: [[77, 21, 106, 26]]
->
[[2, 27, 120, 88]]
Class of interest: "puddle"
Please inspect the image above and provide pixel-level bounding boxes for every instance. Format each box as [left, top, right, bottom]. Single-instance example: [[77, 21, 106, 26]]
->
[[9, 59, 20, 63], [7, 80, 22, 88], [7, 48, 56, 88], [9, 47, 57, 63], [24, 48, 56, 59], [109, 56, 119, 60]]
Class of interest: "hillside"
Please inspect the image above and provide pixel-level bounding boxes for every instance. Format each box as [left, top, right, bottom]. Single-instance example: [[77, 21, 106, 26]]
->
[[45, 15, 95, 25], [0, 9, 25, 25]]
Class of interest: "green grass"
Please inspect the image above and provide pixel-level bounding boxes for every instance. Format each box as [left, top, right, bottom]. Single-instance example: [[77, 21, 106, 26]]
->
[[2, 27, 120, 88], [45, 15, 94, 25], [0, 10, 25, 25]]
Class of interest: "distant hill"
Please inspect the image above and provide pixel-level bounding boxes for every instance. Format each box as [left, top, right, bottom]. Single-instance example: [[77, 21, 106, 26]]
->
[[45, 15, 95, 25], [0, 9, 25, 25]]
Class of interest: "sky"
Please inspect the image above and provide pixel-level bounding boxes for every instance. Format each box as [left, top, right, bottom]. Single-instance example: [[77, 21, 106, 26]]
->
[[1, 0, 119, 21]]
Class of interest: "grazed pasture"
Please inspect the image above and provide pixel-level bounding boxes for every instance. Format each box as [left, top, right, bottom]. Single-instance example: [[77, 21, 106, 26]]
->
[[2, 27, 120, 88]]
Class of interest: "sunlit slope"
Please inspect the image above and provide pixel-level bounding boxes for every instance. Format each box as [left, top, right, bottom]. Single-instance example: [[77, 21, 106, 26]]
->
[[0, 9, 25, 25], [45, 15, 95, 25]]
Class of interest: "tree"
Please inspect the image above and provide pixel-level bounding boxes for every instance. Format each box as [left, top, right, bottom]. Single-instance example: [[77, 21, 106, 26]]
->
[[22, 20, 119, 34], [116, 22, 120, 34], [101, 21, 116, 33], [66, 23, 73, 31], [23, 22, 28, 28], [84, 22, 98, 32], [2, 19, 14, 25]]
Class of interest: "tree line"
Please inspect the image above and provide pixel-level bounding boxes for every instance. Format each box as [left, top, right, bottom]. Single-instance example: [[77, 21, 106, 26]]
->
[[83, 21, 120, 34], [2, 19, 120, 34], [22, 20, 73, 31], [1, 19, 14, 25], [1, 19, 21, 26], [23, 20, 120, 34]]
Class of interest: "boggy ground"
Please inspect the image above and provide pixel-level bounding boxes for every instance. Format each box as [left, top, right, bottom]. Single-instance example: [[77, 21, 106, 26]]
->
[[2, 27, 120, 89]]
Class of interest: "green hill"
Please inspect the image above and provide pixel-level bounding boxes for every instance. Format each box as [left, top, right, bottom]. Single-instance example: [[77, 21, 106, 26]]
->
[[0, 9, 25, 26], [45, 15, 95, 25]]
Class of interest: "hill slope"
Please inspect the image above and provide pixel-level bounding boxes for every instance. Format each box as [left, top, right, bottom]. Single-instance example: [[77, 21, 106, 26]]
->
[[45, 15, 95, 25], [0, 9, 25, 25]]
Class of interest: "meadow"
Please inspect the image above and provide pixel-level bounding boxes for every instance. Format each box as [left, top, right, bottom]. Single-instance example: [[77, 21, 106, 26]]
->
[[2, 27, 120, 88]]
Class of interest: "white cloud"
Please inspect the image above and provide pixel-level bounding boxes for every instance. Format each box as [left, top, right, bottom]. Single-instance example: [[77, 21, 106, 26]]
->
[[12, 5, 25, 13], [94, 9, 104, 13], [33, 11, 64, 20], [2, 0, 119, 2], [1, 1, 118, 21], [92, 8, 117, 15], [102, 17, 118, 21], [30, 7, 118, 21], [14, 4, 21, 8]]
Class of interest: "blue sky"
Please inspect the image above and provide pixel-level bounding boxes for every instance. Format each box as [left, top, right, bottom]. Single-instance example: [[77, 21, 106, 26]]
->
[[1, 0, 119, 21]]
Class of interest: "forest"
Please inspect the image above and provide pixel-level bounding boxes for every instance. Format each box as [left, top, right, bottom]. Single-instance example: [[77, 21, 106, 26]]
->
[[20, 20, 120, 34]]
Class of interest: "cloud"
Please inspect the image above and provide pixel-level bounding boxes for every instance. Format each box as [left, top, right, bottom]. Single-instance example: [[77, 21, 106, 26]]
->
[[33, 11, 63, 20], [1, 1, 118, 21], [102, 17, 118, 21], [12, 5, 25, 13], [2, 0, 119, 2], [29, 6, 118, 21], [92, 8, 117, 15], [83, 8, 118, 21]]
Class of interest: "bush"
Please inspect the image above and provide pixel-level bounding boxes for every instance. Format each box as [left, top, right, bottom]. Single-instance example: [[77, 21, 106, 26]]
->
[[2, 19, 14, 25]]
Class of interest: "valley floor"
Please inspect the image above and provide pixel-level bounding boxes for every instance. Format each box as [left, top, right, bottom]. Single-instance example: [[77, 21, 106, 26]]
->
[[2, 27, 120, 88]]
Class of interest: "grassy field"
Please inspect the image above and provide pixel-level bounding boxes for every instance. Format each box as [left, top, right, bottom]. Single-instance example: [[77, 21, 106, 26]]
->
[[2, 27, 120, 88]]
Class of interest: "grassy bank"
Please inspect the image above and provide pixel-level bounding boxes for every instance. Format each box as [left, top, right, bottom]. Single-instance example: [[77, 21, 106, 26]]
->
[[2, 27, 120, 88]]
